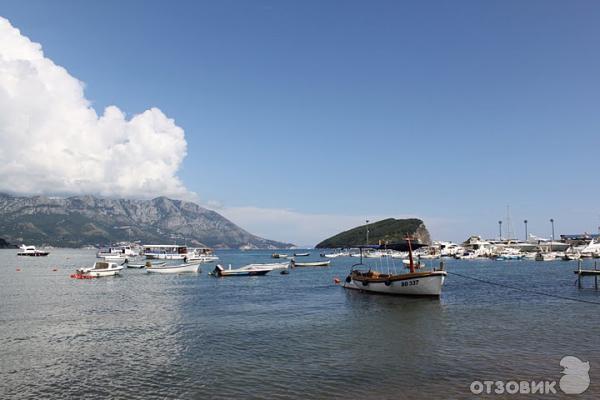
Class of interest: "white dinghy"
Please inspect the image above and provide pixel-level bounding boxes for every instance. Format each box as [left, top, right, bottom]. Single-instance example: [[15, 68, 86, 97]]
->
[[146, 262, 200, 274]]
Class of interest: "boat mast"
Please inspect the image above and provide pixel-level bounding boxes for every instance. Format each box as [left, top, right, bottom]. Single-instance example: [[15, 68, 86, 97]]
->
[[406, 237, 415, 273]]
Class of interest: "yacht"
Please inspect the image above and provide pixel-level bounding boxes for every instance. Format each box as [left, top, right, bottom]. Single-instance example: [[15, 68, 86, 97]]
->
[[17, 245, 49, 257], [143, 245, 188, 260]]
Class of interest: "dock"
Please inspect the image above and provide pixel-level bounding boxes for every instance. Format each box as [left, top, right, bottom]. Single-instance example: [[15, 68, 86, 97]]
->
[[574, 261, 600, 289]]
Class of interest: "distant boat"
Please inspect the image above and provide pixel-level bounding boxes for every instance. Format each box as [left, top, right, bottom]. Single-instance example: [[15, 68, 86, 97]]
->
[[126, 261, 166, 269], [17, 245, 49, 257], [146, 262, 200, 274], [272, 253, 289, 259], [186, 247, 219, 263], [97, 245, 138, 259], [291, 260, 330, 267], [212, 263, 282, 277], [535, 252, 557, 261], [293, 252, 310, 257], [143, 245, 189, 260], [74, 261, 123, 277], [322, 251, 349, 258]]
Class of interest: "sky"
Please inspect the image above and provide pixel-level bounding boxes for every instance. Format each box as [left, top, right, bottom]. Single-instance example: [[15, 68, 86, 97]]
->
[[0, 0, 599, 245]]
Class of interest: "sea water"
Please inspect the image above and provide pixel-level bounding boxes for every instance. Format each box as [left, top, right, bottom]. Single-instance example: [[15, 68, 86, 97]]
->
[[1, 249, 599, 399]]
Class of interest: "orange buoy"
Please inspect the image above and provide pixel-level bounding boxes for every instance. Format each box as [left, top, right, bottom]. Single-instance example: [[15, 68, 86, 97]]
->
[[334, 277, 340, 284]]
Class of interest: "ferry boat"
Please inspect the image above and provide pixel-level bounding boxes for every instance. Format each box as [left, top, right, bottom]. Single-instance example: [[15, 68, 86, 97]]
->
[[342, 239, 447, 296], [97, 245, 138, 259], [143, 245, 188, 260], [17, 245, 49, 257]]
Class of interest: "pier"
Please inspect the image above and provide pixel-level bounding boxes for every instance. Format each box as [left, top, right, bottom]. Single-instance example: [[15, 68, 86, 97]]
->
[[574, 261, 600, 289]]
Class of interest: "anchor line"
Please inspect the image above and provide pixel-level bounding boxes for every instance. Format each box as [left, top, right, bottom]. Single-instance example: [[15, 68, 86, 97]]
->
[[446, 271, 600, 306]]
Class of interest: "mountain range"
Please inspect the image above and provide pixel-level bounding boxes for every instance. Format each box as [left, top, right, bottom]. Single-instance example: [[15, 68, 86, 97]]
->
[[0, 193, 293, 249]]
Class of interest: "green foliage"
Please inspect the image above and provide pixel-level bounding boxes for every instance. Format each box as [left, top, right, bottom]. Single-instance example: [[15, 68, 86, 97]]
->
[[315, 218, 425, 248]]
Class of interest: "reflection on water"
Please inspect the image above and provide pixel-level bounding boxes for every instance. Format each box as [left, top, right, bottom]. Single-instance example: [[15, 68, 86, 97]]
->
[[1, 249, 599, 399]]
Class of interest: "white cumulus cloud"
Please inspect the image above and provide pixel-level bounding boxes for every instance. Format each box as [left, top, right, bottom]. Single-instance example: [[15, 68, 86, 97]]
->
[[0, 17, 192, 199]]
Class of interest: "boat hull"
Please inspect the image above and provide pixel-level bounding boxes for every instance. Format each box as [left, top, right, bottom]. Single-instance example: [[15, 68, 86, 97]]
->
[[17, 252, 49, 256], [146, 263, 199, 274], [212, 264, 274, 277], [292, 261, 330, 267], [85, 269, 122, 277], [343, 271, 446, 296]]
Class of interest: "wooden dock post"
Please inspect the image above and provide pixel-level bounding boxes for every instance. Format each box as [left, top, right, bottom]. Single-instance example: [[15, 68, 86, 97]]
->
[[578, 260, 582, 289], [594, 261, 598, 290]]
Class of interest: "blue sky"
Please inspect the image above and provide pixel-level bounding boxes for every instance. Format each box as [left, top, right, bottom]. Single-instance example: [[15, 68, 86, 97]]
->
[[2, 0, 600, 244]]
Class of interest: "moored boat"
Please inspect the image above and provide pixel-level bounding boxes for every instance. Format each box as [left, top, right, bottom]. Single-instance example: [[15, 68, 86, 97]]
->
[[143, 245, 189, 260], [342, 239, 447, 296], [97, 245, 138, 259], [293, 252, 310, 257], [146, 262, 200, 274], [291, 260, 330, 267], [126, 261, 166, 269], [17, 245, 49, 257], [74, 261, 123, 277], [212, 263, 275, 277], [271, 253, 289, 259]]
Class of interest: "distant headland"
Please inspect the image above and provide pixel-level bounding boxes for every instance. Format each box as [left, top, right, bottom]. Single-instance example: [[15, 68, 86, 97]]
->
[[315, 218, 431, 248]]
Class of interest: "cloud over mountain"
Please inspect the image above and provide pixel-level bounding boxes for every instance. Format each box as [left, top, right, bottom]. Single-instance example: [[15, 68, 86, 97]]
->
[[0, 17, 191, 199]]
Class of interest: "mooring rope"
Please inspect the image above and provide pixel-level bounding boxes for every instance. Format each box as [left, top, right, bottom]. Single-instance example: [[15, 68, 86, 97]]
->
[[446, 270, 600, 306]]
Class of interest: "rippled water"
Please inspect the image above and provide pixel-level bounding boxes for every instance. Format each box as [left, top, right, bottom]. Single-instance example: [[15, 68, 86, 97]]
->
[[1, 249, 599, 399]]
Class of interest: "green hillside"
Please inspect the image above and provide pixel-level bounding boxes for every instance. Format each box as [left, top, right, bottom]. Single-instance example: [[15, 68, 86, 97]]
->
[[315, 218, 431, 248]]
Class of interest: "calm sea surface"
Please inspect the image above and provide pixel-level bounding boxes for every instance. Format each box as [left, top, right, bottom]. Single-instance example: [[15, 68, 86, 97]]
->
[[1, 249, 599, 399]]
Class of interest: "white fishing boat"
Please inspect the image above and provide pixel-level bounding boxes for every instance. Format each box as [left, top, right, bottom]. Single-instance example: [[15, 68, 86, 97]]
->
[[293, 252, 310, 257], [143, 245, 189, 260], [17, 245, 49, 257], [75, 261, 123, 277], [342, 240, 447, 296], [146, 262, 199, 274], [291, 260, 330, 267], [212, 263, 274, 277]]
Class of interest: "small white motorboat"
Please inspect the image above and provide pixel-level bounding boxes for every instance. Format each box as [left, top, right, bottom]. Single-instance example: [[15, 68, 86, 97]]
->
[[291, 260, 331, 267], [293, 252, 310, 257], [212, 263, 275, 277], [126, 261, 166, 269], [535, 252, 557, 261], [75, 261, 123, 277], [271, 253, 289, 259], [322, 251, 349, 258], [146, 262, 200, 274], [17, 245, 49, 257]]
